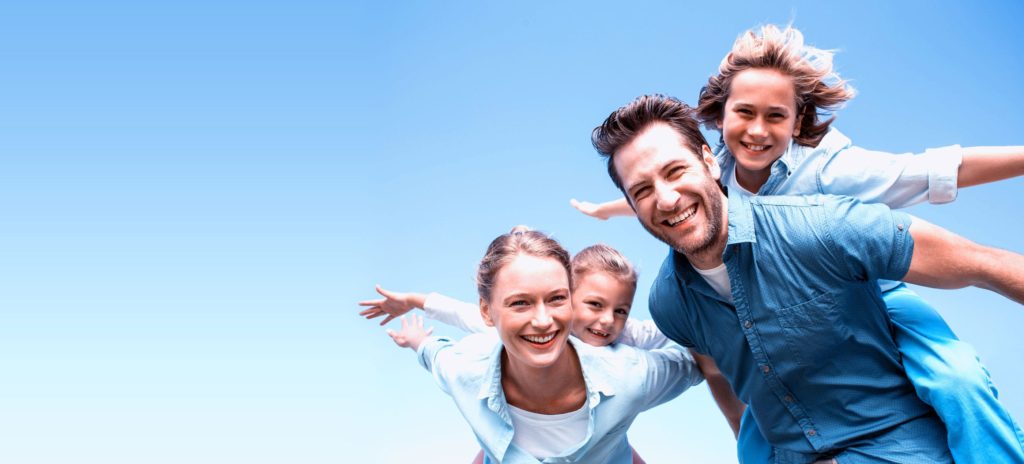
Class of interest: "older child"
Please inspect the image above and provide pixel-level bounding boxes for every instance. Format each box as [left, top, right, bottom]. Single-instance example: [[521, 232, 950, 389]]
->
[[576, 25, 1024, 463]]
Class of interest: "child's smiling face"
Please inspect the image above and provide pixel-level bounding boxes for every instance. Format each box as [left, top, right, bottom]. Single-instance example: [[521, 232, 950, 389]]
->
[[718, 68, 802, 192]]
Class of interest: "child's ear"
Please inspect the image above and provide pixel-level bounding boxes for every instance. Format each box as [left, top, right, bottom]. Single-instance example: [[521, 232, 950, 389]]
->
[[480, 298, 495, 327]]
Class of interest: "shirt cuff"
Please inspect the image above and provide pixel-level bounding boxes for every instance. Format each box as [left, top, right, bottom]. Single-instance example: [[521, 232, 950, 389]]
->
[[925, 145, 962, 204]]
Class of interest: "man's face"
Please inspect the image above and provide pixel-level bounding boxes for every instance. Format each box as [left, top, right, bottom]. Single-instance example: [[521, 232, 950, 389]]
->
[[612, 123, 727, 259]]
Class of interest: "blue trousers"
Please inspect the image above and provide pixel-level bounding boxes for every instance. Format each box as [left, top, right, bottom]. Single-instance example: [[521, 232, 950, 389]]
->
[[737, 284, 1024, 463]]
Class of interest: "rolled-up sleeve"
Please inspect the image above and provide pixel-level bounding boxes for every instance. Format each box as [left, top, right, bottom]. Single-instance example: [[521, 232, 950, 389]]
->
[[416, 336, 456, 394], [822, 197, 915, 283], [817, 144, 963, 208]]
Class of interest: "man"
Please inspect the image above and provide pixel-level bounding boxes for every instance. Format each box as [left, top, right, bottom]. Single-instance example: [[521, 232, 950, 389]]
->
[[590, 94, 1024, 463]]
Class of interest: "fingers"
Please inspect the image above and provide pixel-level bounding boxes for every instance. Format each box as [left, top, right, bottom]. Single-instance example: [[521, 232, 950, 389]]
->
[[570, 198, 584, 212], [380, 314, 397, 326], [358, 298, 385, 307], [359, 307, 381, 316], [425, 326, 434, 337], [360, 309, 384, 320], [375, 284, 397, 299]]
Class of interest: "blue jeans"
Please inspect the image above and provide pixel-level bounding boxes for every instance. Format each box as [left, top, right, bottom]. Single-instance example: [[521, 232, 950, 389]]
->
[[737, 284, 1024, 463]]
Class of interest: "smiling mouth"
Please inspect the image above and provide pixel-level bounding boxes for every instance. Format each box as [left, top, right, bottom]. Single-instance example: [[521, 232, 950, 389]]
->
[[587, 328, 610, 338], [521, 331, 558, 345], [663, 204, 698, 227], [741, 141, 771, 153]]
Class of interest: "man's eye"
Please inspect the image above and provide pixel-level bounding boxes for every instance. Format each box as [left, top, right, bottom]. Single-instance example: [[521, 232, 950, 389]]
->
[[632, 187, 651, 201]]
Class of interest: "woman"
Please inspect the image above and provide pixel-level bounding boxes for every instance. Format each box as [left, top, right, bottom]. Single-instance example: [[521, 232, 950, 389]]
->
[[385, 227, 703, 463]]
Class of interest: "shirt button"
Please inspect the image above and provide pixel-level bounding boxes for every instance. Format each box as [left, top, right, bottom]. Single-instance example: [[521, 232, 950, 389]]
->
[[897, 223, 905, 231], [743, 320, 753, 329], [761, 365, 770, 374], [807, 429, 817, 437], [784, 395, 793, 403]]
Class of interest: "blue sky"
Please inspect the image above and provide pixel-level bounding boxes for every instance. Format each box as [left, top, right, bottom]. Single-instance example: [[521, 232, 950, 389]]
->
[[1, 1, 1022, 463]]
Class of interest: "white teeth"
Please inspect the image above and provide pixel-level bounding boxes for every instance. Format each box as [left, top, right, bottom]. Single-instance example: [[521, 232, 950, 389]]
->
[[744, 143, 768, 151], [667, 205, 698, 226], [588, 328, 609, 337], [523, 333, 556, 344]]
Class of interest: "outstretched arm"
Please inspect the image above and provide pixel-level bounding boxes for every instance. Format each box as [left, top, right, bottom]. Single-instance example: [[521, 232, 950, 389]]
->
[[358, 285, 425, 326], [691, 351, 745, 438], [386, 314, 434, 351], [958, 146, 1024, 188], [570, 198, 635, 220], [904, 217, 1024, 304]]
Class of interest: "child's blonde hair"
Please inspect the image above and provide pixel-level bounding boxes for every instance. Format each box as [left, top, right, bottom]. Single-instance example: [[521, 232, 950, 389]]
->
[[571, 244, 637, 294], [696, 24, 857, 147]]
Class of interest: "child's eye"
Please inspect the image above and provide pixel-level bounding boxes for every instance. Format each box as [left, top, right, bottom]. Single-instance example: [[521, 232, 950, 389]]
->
[[614, 308, 629, 316], [585, 300, 603, 309], [737, 108, 753, 116]]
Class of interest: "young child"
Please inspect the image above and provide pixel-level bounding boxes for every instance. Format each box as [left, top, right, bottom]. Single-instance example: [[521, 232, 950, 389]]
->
[[575, 25, 1024, 464], [365, 230, 704, 463]]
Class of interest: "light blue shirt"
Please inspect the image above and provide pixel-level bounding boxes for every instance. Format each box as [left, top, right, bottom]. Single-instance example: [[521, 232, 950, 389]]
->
[[416, 334, 703, 463], [716, 127, 963, 207]]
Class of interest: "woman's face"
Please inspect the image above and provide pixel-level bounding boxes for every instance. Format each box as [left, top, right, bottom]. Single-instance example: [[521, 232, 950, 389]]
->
[[481, 253, 573, 369], [571, 271, 634, 346], [718, 68, 802, 191]]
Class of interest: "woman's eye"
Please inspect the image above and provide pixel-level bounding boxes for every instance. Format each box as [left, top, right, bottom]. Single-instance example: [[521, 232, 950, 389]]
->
[[510, 300, 529, 307], [550, 295, 568, 303]]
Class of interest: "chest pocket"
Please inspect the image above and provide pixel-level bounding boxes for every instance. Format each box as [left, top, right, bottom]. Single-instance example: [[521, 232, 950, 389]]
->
[[774, 292, 841, 368]]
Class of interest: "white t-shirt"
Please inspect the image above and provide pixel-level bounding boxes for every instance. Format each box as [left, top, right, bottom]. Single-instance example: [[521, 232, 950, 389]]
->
[[507, 400, 589, 459], [692, 262, 733, 303]]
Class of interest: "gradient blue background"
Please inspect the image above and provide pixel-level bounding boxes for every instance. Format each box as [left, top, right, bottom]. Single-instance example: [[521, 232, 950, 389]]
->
[[1, 1, 1021, 463]]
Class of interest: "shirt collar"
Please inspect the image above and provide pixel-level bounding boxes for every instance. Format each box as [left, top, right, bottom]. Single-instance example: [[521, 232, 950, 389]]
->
[[726, 187, 756, 245], [475, 337, 616, 403]]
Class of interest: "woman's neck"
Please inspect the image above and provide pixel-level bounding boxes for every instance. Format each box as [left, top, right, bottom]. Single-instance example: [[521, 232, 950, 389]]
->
[[501, 342, 587, 414]]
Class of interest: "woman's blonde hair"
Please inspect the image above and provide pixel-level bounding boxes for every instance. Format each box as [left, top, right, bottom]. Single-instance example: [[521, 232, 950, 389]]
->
[[476, 226, 571, 303], [696, 24, 856, 147]]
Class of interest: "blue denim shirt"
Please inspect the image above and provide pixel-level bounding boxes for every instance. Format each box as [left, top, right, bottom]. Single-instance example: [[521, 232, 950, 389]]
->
[[649, 190, 944, 456], [417, 334, 702, 463]]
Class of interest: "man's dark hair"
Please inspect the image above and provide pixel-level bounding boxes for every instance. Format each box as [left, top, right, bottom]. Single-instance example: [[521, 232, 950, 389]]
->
[[591, 94, 709, 192]]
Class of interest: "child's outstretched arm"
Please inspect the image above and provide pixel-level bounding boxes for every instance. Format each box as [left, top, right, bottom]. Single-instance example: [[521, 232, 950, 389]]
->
[[958, 146, 1024, 187], [359, 285, 490, 333], [358, 285, 426, 326], [386, 314, 434, 351], [570, 198, 635, 220]]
